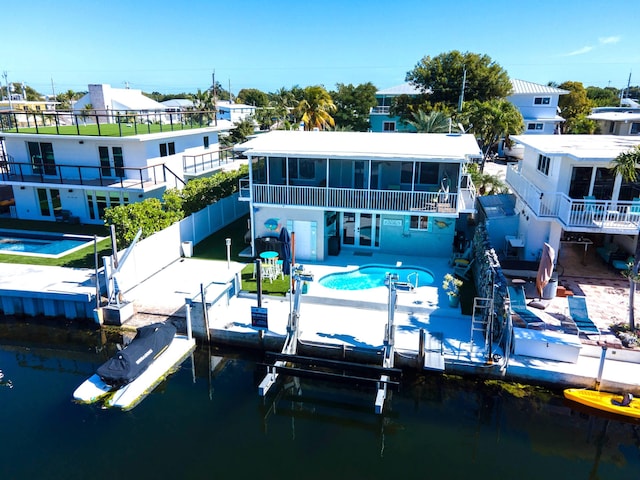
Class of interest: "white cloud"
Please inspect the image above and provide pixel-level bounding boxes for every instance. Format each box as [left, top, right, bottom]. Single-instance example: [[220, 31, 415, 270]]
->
[[599, 36, 621, 45], [563, 46, 594, 56]]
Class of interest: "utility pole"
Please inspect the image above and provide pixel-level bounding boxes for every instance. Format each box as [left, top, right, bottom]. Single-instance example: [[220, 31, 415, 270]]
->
[[2, 71, 13, 110], [457, 66, 467, 113], [211, 69, 217, 126], [50, 78, 56, 100]]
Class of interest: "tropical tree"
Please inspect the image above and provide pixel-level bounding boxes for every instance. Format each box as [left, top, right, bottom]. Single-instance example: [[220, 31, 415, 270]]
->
[[586, 86, 620, 107], [558, 81, 592, 133], [237, 88, 269, 107], [330, 82, 377, 131], [463, 99, 524, 169], [610, 144, 640, 330], [407, 110, 451, 133], [295, 85, 337, 130], [406, 50, 512, 111]]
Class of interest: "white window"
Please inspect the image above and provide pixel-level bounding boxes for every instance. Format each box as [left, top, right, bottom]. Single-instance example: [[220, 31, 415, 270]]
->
[[534, 97, 551, 105], [527, 123, 544, 131], [383, 121, 396, 132], [537, 154, 551, 176], [409, 215, 429, 231], [631, 123, 640, 135]]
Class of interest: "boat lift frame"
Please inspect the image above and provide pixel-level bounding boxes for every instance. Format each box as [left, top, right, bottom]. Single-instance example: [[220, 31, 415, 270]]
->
[[258, 271, 404, 414]]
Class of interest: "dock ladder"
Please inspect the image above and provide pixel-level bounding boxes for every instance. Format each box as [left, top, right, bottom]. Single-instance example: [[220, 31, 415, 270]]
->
[[470, 297, 492, 353]]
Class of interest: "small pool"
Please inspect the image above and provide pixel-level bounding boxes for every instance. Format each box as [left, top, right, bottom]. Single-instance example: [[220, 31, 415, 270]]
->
[[319, 265, 434, 291], [0, 230, 97, 258]]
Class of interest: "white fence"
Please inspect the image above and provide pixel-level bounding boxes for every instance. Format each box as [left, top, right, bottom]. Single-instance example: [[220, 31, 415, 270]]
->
[[104, 193, 249, 296]]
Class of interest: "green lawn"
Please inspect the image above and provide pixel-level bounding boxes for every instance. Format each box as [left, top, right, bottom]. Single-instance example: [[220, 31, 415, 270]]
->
[[7, 120, 214, 137], [0, 218, 112, 267]]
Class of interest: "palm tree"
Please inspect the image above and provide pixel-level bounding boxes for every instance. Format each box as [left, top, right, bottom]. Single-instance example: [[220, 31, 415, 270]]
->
[[295, 86, 337, 131], [407, 110, 451, 133], [610, 144, 640, 330], [464, 99, 524, 171]]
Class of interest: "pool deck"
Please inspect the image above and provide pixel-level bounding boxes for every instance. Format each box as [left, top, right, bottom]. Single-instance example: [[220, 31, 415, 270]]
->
[[2, 250, 640, 395]]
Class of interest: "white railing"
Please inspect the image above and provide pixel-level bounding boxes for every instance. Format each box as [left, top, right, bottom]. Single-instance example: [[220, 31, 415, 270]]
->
[[506, 165, 640, 230], [370, 106, 391, 114], [250, 184, 467, 214]]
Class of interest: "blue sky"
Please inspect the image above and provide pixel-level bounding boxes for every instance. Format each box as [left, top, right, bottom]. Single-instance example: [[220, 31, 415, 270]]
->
[[5, 0, 639, 96]]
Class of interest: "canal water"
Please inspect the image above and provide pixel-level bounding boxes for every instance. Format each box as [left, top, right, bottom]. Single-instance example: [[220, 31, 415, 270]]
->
[[1, 319, 639, 480]]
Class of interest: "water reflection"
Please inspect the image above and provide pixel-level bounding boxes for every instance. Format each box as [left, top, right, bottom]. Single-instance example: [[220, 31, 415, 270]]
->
[[0, 319, 639, 479]]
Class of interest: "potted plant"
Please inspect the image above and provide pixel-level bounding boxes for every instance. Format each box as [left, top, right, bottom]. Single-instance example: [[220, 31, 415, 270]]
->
[[443, 273, 463, 307]]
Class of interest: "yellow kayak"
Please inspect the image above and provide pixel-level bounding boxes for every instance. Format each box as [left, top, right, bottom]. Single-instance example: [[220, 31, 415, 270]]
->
[[564, 388, 640, 419]]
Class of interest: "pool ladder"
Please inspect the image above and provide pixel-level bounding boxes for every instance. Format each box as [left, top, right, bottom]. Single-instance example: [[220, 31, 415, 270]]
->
[[394, 272, 418, 292]]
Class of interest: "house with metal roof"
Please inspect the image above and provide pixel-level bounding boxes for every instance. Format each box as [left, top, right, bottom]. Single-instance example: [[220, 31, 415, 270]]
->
[[237, 130, 481, 261], [369, 83, 423, 133], [505, 134, 640, 263], [507, 79, 568, 135]]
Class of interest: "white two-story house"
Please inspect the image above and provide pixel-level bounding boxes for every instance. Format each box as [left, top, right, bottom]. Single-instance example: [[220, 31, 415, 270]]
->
[[505, 135, 640, 262], [0, 110, 234, 224], [238, 130, 481, 261]]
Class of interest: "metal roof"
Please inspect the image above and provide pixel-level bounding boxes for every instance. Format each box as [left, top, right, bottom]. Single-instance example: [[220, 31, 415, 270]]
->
[[238, 130, 482, 160], [376, 83, 424, 96], [510, 79, 569, 96]]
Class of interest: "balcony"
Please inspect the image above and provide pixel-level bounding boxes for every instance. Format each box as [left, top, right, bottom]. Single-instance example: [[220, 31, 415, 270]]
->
[[370, 106, 391, 115], [0, 159, 183, 191], [182, 147, 234, 176], [238, 176, 476, 216], [506, 165, 640, 233]]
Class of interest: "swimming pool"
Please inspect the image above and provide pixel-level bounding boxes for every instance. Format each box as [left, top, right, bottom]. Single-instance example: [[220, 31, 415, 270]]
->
[[318, 265, 434, 291], [0, 230, 97, 258]]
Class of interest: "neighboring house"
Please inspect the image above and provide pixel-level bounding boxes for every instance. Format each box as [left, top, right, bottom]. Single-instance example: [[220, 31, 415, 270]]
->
[[507, 79, 568, 135], [0, 111, 234, 224], [588, 107, 640, 136], [498, 80, 568, 160], [369, 83, 422, 133], [0, 93, 58, 128], [216, 101, 256, 124], [161, 99, 195, 112], [237, 130, 481, 261], [73, 84, 170, 123], [505, 134, 640, 262]]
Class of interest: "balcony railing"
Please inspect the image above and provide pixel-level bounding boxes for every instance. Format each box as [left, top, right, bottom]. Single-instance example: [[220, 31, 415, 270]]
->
[[238, 178, 477, 215], [0, 110, 219, 137], [0, 159, 184, 190], [506, 165, 640, 231], [182, 147, 234, 175], [370, 106, 391, 114]]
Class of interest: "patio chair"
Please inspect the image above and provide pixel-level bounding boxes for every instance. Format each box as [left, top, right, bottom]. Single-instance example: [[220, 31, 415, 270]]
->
[[567, 296, 600, 335], [453, 258, 474, 280], [449, 244, 472, 266], [507, 286, 546, 329], [583, 196, 602, 222], [628, 198, 640, 223]]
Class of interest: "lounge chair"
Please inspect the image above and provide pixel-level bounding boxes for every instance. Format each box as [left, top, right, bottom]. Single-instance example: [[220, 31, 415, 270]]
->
[[567, 296, 600, 335], [453, 258, 474, 280], [507, 286, 546, 329], [450, 245, 472, 266]]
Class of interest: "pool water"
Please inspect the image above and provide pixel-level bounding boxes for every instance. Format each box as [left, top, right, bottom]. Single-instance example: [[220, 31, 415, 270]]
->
[[0, 230, 95, 257], [319, 265, 434, 290]]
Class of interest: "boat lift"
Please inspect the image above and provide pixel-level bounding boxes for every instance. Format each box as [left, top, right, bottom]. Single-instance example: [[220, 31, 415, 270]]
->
[[259, 271, 403, 415], [258, 267, 313, 396]]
